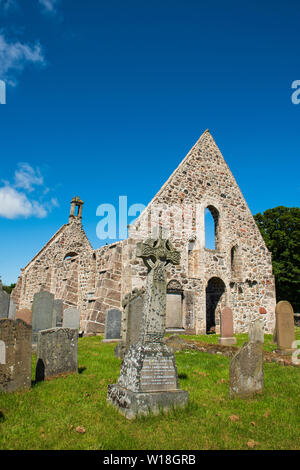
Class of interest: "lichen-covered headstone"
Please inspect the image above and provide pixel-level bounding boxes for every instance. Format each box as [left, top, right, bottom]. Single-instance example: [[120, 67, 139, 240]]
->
[[0, 319, 32, 392], [108, 227, 189, 419], [32, 290, 55, 343], [35, 327, 78, 381], [62, 307, 80, 330], [229, 319, 264, 399], [274, 301, 296, 354], [218, 307, 237, 345]]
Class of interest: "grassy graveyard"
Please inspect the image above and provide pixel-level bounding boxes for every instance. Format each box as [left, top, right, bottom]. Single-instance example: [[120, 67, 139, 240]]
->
[[0, 329, 299, 451]]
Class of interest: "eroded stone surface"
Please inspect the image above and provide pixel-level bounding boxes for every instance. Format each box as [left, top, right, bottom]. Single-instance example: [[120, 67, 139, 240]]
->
[[229, 319, 264, 398], [0, 319, 32, 392], [36, 327, 78, 381]]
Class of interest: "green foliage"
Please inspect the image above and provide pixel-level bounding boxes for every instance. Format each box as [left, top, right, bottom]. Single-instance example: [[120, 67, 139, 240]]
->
[[1, 283, 16, 295], [0, 335, 299, 450], [254, 206, 300, 312]]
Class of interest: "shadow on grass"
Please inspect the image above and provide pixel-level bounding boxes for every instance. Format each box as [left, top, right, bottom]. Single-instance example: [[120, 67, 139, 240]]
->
[[178, 373, 188, 379], [78, 366, 87, 374], [0, 411, 5, 422]]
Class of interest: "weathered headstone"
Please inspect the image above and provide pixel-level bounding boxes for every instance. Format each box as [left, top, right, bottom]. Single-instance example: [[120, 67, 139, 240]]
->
[[103, 309, 122, 342], [52, 299, 63, 327], [8, 299, 16, 320], [218, 307, 237, 346], [274, 301, 296, 354], [115, 289, 144, 359], [0, 319, 32, 392], [0, 285, 10, 319], [35, 327, 78, 381], [229, 319, 264, 399], [32, 290, 55, 343], [108, 227, 189, 419], [62, 307, 80, 330]]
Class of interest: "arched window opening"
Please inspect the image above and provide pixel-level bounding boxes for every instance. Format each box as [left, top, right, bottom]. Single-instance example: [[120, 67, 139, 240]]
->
[[205, 206, 219, 250]]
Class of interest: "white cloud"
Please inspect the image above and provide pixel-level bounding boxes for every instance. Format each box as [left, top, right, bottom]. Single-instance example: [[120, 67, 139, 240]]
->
[[0, 163, 59, 220], [0, 185, 47, 219], [0, 32, 45, 86], [38, 0, 60, 15], [14, 163, 44, 192]]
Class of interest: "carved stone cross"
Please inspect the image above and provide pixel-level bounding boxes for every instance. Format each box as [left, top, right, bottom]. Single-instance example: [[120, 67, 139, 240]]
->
[[136, 226, 181, 343], [136, 226, 180, 274]]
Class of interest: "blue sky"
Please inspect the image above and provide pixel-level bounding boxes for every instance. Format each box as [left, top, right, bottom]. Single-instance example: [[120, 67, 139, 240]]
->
[[0, 0, 299, 284]]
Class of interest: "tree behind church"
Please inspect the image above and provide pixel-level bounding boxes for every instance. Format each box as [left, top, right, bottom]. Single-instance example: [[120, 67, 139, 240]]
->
[[254, 206, 300, 312]]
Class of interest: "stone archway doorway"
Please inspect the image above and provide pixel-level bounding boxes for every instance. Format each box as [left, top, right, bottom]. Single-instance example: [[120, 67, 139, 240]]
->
[[206, 277, 226, 334]]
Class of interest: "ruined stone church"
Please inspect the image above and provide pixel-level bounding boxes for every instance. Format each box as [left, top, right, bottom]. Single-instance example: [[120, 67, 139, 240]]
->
[[11, 130, 276, 335]]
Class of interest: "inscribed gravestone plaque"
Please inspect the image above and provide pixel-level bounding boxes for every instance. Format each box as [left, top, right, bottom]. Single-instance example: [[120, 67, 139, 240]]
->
[[104, 309, 121, 340], [0, 319, 32, 392], [36, 327, 78, 381], [218, 307, 237, 345], [62, 307, 80, 330], [32, 290, 54, 343], [275, 301, 296, 354]]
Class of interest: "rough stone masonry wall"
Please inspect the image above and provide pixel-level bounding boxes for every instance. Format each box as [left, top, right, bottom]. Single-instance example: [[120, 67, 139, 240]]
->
[[11, 219, 95, 325], [83, 242, 123, 334]]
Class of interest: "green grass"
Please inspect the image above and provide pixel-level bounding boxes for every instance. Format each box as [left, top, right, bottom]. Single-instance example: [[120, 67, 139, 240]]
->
[[0, 333, 299, 450], [178, 326, 300, 352]]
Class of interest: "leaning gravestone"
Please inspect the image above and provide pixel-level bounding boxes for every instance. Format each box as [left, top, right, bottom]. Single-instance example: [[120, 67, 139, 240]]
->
[[218, 307, 237, 346], [274, 301, 296, 355], [108, 227, 189, 419], [115, 289, 144, 359], [62, 307, 80, 330], [103, 309, 122, 342], [229, 319, 264, 399], [52, 299, 63, 327], [32, 290, 55, 343], [0, 284, 10, 319], [0, 319, 32, 392], [35, 327, 78, 381]]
